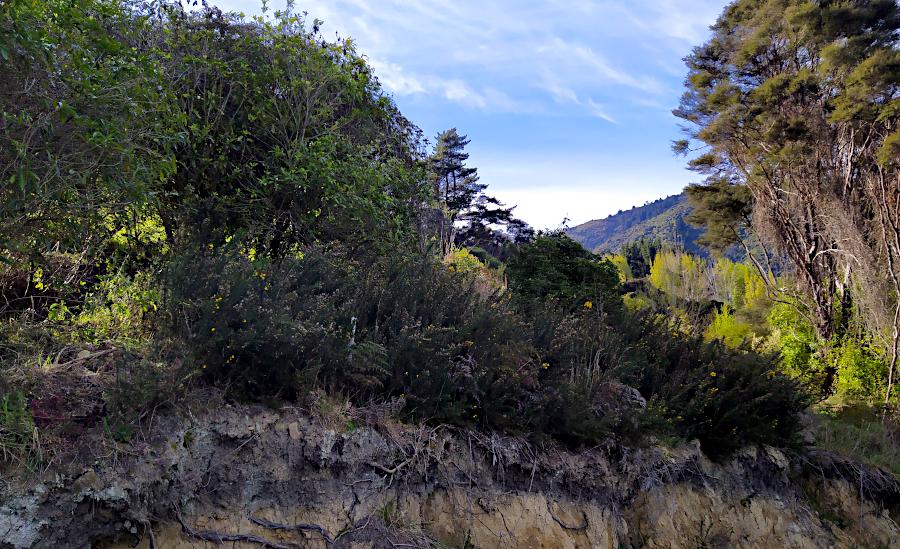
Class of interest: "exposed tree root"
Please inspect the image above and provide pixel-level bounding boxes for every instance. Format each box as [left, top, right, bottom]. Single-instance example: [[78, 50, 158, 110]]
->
[[177, 514, 295, 548], [250, 515, 334, 547]]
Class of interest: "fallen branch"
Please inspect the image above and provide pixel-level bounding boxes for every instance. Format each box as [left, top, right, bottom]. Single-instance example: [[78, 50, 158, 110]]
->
[[52, 348, 116, 368], [177, 515, 293, 548], [249, 515, 334, 546]]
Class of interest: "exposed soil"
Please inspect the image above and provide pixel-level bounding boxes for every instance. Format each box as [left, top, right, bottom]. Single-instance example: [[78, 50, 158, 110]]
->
[[1, 400, 898, 548]]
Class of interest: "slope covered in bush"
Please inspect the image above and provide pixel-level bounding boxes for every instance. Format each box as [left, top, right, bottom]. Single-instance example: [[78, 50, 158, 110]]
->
[[0, 0, 810, 469]]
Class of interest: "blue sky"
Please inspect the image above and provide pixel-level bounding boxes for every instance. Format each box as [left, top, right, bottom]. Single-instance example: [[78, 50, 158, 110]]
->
[[212, 0, 727, 229]]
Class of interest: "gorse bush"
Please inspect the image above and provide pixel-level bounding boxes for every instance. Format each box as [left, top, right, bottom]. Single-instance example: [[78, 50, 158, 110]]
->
[[167, 239, 810, 456], [168, 245, 542, 430], [165, 244, 353, 399], [604, 316, 809, 457]]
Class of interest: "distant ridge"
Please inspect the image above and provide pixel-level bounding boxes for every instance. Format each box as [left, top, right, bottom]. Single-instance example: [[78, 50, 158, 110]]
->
[[566, 193, 706, 255]]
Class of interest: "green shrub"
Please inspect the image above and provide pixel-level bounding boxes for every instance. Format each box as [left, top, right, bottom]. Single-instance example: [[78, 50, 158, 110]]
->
[[0, 391, 38, 468], [166, 243, 622, 441], [507, 232, 622, 312], [164, 244, 353, 399], [622, 318, 811, 458], [704, 305, 752, 348]]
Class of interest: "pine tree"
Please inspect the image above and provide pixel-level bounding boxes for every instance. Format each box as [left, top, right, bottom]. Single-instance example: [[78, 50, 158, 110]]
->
[[429, 128, 526, 255]]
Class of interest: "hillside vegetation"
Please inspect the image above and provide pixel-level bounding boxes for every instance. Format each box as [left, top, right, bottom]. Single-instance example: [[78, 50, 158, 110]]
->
[[0, 0, 815, 476], [567, 194, 705, 255], [0, 0, 897, 498]]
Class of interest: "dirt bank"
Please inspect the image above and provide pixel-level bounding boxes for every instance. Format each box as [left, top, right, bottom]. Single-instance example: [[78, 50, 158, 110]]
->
[[1, 403, 897, 548]]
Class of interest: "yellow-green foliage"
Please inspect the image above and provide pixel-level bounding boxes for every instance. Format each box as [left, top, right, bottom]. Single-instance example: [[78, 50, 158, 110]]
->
[[107, 211, 169, 257], [833, 337, 889, 402], [446, 247, 485, 274], [605, 253, 632, 283], [648, 250, 706, 303], [60, 271, 159, 345], [623, 293, 652, 312], [767, 301, 823, 381], [704, 305, 751, 348], [768, 300, 891, 403], [710, 258, 766, 310]]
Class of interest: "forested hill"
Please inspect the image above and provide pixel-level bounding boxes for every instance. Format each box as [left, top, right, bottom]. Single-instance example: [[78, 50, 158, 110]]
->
[[566, 193, 705, 255]]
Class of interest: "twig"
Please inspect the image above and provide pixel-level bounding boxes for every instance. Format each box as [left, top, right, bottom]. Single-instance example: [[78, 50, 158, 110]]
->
[[51, 348, 116, 368], [334, 516, 371, 542], [143, 521, 157, 549]]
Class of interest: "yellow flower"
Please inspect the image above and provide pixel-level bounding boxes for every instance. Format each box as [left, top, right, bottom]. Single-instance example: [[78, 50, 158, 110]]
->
[[541, 362, 550, 369], [710, 371, 716, 377], [210, 327, 216, 332], [583, 300, 593, 309]]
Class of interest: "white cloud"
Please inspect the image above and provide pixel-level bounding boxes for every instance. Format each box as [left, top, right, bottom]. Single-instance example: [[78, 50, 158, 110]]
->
[[441, 79, 484, 107], [370, 59, 427, 95], [543, 79, 580, 106], [585, 99, 617, 124], [538, 37, 662, 94], [538, 72, 617, 123]]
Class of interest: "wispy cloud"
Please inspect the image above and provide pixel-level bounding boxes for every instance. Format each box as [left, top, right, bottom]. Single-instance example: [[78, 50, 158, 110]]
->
[[539, 71, 617, 124], [538, 37, 661, 94], [585, 99, 617, 124]]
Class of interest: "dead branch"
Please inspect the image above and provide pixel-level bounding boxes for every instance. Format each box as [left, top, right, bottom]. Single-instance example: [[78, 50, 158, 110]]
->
[[367, 458, 411, 475], [51, 348, 116, 368]]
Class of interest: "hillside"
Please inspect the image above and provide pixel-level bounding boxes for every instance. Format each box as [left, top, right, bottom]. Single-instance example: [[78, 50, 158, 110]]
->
[[567, 193, 706, 255]]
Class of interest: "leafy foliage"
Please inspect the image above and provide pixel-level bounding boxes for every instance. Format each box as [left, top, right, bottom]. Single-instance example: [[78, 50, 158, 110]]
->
[[676, 0, 900, 400], [507, 232, 622, 312]]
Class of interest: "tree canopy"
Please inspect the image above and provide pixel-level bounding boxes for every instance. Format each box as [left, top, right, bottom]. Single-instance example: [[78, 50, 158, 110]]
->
[[676, 0, 900, 399]]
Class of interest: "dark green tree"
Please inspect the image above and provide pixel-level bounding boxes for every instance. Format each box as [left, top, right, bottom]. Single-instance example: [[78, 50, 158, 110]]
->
[[620, 237, 661, 278], [429, 128, 523, 254], [153, 5, 428, 258], [507, 232, 621, 312], [675, 0, 900, 398]]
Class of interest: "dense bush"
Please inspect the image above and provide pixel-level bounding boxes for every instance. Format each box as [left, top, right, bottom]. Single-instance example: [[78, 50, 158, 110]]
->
[[507, 232, 622, 312], [165, 238, 811, 456], [1, 0, 816, 463], [615, 317, 811, 457]]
